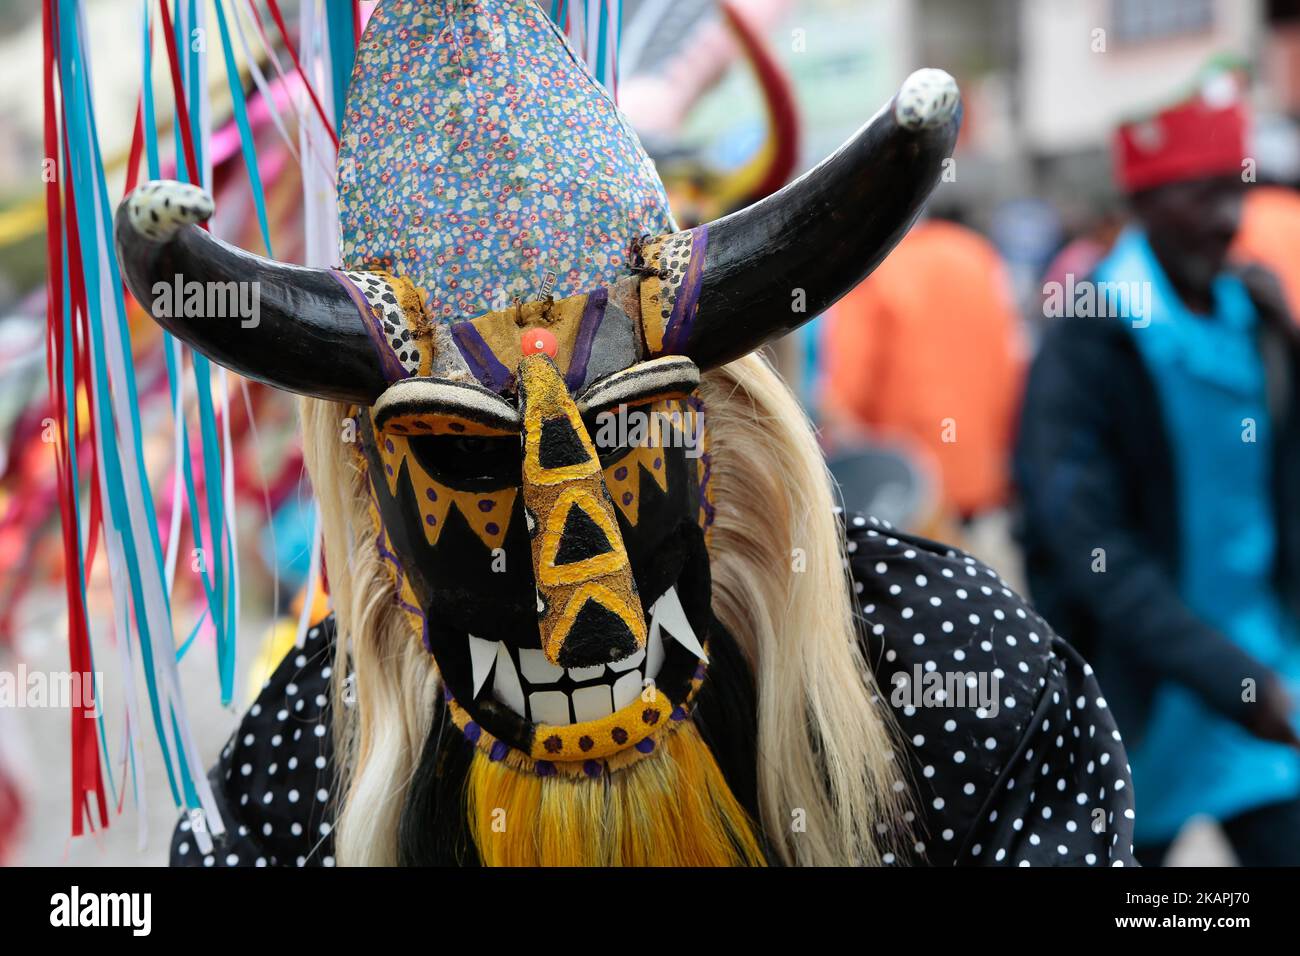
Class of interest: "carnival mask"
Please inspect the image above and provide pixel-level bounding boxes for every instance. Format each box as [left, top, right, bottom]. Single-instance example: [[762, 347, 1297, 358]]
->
[[115, 0, 959, 776]]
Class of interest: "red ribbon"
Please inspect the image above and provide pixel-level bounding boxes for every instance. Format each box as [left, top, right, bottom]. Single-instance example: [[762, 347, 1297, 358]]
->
[[157, 0, 202, 186], [43, 0, 108, 837], [263, 0, 340, 150]]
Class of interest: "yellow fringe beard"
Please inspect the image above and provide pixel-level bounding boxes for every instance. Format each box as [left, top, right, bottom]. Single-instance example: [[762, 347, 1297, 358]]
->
[[466, 720, 768, 866]]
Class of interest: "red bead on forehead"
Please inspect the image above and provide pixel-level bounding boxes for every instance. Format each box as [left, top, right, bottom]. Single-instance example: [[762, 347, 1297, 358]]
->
[[520, 327, 558, 358]]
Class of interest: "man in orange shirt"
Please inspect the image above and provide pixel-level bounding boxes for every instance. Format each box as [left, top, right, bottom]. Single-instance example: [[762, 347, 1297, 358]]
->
[[1233, 184, 1300, 322], [820, 216, 1026, 518]]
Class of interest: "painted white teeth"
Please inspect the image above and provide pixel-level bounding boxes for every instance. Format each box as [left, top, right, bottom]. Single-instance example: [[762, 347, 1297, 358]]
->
[[612, 670, 642, 710], [529, 690, 570, 725], [646, 620, 665, 679], [652, 586, 707, 663], [519, 647, 564, 685], [467, 635, 498, 699], [476, 585, 695, 723], [571, 684, 613, 722], [607, 647, 645, 674], [492, 642, 526, 716]]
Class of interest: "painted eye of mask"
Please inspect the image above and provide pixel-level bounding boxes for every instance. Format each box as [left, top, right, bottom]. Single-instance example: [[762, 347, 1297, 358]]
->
[[579, 356, 703, 465], [406, 433, 523, 488]]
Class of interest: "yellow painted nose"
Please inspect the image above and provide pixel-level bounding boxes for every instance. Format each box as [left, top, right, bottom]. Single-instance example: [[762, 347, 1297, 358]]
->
[[516, 354, 646, 667]]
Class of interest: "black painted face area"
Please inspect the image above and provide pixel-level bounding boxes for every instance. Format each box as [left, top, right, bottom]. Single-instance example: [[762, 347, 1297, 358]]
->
[[359, 370, 714, 759]]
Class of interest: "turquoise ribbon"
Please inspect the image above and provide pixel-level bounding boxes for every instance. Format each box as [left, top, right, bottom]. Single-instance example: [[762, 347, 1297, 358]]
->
[[213, 0, 273, 255], [59, 0, 184, 805], [325, 1, 356, 131]]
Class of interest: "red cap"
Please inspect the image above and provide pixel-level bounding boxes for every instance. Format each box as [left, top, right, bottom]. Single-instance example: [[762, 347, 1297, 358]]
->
[[1113, 71, 1247, 193]]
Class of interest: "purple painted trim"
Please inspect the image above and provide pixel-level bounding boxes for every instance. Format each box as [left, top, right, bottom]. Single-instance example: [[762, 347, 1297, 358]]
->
[[328, 269, 409, 383], [374, 529, 425, 613], [687, 396, 716, 528], [450, 320, 513, 393], [564, 287, 608, 391], [662, 226, 709, 354]]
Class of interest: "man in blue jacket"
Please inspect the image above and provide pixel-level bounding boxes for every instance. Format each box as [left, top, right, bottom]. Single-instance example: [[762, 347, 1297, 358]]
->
[[1015, 67, 1300, 865]]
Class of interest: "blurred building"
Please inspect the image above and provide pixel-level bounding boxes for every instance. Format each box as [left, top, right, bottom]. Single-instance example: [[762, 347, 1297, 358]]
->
[[908, 0, 1288, 309], [1022, 0, 1263, 211]]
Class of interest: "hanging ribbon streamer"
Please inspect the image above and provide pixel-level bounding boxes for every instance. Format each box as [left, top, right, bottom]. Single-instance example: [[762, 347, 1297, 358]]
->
[[324, 1, 358, 130], [45, 0, 227, 843], [548, 0, 623, 98], [156, 0, 239, 719], [229, 0, 301, 167], [43, 0, 106, 837], [297, 0, 342, 268], [43, 0, 353, 844], [264, 0, 340, 149], [214, 0, 274, 255]]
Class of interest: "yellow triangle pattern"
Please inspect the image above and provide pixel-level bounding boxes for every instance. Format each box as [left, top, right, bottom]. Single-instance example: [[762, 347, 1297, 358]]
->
[[604, 407, 686, 527]]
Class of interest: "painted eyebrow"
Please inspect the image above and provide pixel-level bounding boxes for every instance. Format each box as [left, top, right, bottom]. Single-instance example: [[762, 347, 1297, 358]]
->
[[373, 377, 521, 431], [575, 356, 700, 415]]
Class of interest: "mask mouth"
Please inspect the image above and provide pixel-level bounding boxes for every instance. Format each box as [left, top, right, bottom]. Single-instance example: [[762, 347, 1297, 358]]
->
[[462, 584, 706, 727]]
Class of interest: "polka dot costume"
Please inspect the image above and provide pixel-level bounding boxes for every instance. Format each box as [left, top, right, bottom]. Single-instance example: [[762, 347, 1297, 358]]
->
[[170, 623, 337, 868], [171, 512, 1138, 866], [844, 512, 1137, 866]]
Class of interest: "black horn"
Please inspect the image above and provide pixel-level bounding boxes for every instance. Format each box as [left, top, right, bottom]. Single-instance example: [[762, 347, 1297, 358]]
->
[[683, 69, 962, 370], [114, 180, 388, 404]]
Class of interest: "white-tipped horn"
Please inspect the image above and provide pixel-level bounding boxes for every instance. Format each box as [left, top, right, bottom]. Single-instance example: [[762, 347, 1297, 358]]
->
[[894, 68, 960, 130]]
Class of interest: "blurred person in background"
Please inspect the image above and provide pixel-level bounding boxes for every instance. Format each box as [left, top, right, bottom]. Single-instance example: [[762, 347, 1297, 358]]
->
[[1234, 184, 1300, 323], [1015, 67, 1300, 866], [1037, 208, 1127, 334], [1232, 111, 1300, 321], [820, 210, 1027, 523]]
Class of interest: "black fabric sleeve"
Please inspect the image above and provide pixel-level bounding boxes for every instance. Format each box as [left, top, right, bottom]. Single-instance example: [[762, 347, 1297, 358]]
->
[[1014, 320, 1265, 728], [845, 513, 1137, 866], [169, 618, 338, 867]]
